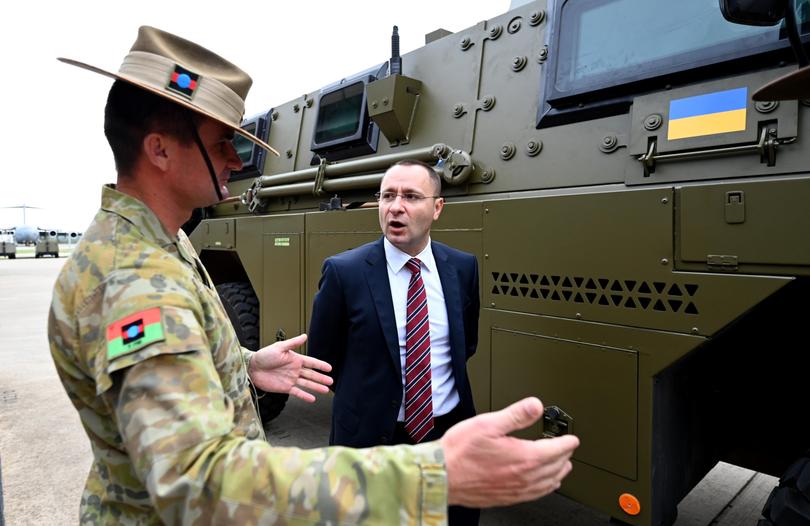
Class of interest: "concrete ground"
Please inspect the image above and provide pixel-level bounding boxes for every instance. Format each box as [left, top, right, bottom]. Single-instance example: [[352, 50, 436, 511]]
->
[[0, 256, 777, 525]]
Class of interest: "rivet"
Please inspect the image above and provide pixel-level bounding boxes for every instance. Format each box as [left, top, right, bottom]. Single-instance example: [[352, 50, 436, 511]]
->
[[481, 96, 496, 111], [500, 143, 516, 161], [306, 98, 313, 108], [271, 111, 279, 121], [661, 197, 669, 204], [529, 10, 545, 26], [691, 327, 699, 334], [489, 25, 503, 39], [660, 258, 669, 265], [481, 168, 496, 183], [644, 114, 663, 131], [599, 135, 619, 153], [490, 302, 496, 307], [371, 101, 378, 109], [293, 104, 300, 113], [755, 100, 779, 114], [526, 139, 542, 157], [382, 97, 389, 106], [460, 37, 472, 51], [507, 18, 521, 34], [484, 253, 489, 258], [452, 103, 466, 118], [576, 313, 582, 319], [285, 149, 293, 158], [537, 47, 548, 63], [511, 56, 528, 72]]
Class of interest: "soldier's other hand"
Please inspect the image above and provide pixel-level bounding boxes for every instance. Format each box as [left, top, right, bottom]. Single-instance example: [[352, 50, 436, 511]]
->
[[248, 333, 333, 402], [440, 397, 579, 508]]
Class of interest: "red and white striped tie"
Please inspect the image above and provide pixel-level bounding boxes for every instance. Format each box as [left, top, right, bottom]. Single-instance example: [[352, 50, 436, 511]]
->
[[404, 257, 434, 443]]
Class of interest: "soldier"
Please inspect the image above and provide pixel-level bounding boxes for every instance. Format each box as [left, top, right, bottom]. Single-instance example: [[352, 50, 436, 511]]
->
[[49, 26, 579, 524]]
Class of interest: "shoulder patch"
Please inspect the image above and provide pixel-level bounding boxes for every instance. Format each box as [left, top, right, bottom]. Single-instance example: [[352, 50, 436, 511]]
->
[[106, 307, 165, 360]]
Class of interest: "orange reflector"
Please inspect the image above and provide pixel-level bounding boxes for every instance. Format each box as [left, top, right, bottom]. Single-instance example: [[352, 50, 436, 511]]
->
[[619, 493, 641, 516]]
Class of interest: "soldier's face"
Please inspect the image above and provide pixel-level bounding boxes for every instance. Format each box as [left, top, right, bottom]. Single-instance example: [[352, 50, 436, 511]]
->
[[174, 118, 243, 208], [378, 164, 443, 256]]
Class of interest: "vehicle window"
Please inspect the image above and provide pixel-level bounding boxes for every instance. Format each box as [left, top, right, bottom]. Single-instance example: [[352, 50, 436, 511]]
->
[[553, 0, 810, 97]]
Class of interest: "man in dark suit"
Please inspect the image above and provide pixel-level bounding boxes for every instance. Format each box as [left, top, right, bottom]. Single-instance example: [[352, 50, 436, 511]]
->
[[309, 159, 480, 524]]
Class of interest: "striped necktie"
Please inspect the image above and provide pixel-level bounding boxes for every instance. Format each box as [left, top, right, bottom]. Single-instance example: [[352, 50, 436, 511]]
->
[[404, 257, 434, 443]]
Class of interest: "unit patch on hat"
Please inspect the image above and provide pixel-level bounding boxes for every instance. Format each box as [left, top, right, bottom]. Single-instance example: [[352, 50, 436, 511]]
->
[[106, 307, 165, 360], [166, 64, 199, 99]]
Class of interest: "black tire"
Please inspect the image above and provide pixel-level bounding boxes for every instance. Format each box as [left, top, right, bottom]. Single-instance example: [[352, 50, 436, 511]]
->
[[8, 254, 14, 259], [760, 452, 810, 526], [215, 281, 288, 425]]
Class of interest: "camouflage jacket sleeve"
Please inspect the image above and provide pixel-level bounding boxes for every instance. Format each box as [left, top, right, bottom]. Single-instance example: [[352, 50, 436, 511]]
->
[[96, 281, 448, 524], [111, 339, 448, 525]]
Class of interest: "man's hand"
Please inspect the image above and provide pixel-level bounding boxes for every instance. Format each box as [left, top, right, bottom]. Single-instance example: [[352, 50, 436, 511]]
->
[[248, 334, 333, 403], [441, 397, 579, 508]]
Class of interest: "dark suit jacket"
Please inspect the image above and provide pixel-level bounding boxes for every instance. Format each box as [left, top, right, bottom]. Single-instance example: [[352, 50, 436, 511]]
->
[[308, 237, 480, 447]]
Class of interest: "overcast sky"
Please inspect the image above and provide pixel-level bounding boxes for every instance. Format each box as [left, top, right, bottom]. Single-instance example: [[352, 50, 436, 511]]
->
[[0, 0, 510, 232]]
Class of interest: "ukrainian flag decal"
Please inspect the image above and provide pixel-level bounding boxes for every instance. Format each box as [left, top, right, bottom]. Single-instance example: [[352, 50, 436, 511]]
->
[[667, 87, 748, 141]]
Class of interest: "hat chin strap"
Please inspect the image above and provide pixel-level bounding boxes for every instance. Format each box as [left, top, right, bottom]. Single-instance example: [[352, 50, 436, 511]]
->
[[189, 118, 224, 202]]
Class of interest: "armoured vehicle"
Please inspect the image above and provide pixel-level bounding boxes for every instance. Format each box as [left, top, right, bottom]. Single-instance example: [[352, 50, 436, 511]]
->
[[35, 231, 59, 258], [189, 0, 810, 524], [0, 231, 15, 259]]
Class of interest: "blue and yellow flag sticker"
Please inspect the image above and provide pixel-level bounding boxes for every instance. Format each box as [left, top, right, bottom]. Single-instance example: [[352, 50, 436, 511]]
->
[[667, 87, 748, 140], [106, 307, 165, 360]]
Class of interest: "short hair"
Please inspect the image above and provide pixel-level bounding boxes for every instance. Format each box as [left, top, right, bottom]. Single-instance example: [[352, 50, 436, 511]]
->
[[389, 159, 442, 195], [104, 80, 200, 176]]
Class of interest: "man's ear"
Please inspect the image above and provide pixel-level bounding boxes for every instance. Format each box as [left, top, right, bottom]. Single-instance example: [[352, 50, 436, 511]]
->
[[142, 132, 171, 171], [433, 197, 445, 220]]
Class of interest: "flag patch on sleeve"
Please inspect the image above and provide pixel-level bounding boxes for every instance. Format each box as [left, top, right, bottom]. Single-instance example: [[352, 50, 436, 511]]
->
[[106, 307, 165, 360]]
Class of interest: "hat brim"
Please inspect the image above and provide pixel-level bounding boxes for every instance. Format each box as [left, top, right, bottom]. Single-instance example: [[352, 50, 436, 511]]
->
[[753, 66, 810, 101], [58, 57, 279, 157]]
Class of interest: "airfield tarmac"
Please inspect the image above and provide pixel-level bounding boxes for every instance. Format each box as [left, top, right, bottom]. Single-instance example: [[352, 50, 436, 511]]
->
[[0, 254, 776, 525]]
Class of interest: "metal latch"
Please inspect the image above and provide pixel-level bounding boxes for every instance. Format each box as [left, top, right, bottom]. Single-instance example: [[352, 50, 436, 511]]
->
[[542, 405, 573, 438], [725, 191, 745, 224]]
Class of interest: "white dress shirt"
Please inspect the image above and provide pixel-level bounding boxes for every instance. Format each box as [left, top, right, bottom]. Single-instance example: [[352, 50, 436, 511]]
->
[[384, 237, 459, 420]]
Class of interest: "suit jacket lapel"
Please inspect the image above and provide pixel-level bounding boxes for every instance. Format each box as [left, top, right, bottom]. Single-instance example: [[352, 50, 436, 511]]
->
[[364, 239, 402, 376], [434, 243, 464, 363]]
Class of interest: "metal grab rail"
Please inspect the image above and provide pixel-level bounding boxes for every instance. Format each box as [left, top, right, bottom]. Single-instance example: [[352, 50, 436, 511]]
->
[[242, 143, 473, 212], [637, 128, 796, 178]]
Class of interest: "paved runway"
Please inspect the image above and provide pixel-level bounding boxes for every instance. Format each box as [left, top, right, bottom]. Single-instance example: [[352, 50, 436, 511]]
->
[[0, 256, 776, 525]]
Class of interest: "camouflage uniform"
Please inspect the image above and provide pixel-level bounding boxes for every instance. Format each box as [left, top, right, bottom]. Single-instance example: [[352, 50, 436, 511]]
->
[[49, 185, 448, 525]]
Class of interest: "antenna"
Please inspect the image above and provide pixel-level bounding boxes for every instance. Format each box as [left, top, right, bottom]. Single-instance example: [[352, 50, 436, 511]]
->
[[390, 25, 402, 76]]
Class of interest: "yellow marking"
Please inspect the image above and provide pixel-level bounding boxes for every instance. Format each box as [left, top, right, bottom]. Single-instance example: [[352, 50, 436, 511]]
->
[[667, 108, 746, 141]]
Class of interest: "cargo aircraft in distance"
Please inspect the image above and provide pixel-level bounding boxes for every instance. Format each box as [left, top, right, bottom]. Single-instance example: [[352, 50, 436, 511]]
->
[[1, 205, 82, 245]]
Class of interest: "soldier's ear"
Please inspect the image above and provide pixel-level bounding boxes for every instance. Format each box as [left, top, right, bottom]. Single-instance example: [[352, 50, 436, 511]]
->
[[142, 133, 171, 172]]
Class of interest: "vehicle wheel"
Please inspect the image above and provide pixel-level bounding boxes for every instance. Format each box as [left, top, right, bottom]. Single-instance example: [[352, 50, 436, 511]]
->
[[759, 452, 810, 526], [215, 281, 289, 425], [8, 254, 14, 259]]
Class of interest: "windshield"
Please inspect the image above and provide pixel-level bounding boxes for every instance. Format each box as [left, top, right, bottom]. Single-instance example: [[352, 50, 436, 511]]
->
[[554, 0, 810, 96]]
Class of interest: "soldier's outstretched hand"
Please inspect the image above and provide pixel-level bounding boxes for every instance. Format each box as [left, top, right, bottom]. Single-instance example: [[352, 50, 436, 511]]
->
[[248, 333, 333, 402], [441, 397, 579, 508]]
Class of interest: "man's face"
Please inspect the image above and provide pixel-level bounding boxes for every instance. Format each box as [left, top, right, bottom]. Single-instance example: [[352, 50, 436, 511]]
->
[[172, 118, 243, 209], [378, 164, 443, 256]]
